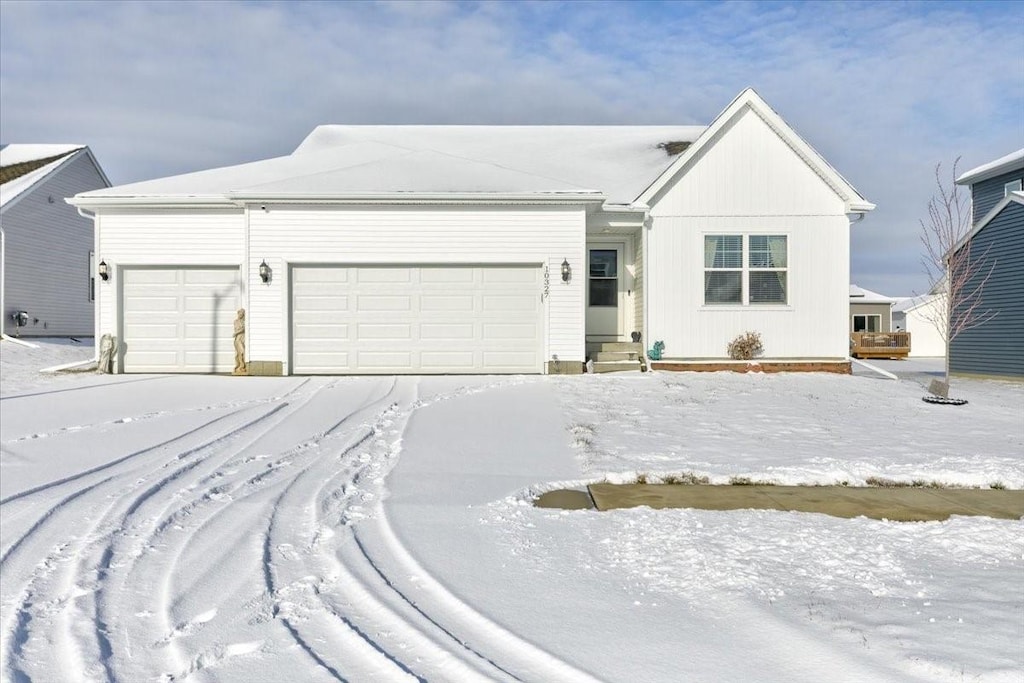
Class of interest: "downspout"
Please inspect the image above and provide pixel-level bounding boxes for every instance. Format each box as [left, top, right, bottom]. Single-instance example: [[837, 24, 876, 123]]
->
[[641, 211, 651, 363]]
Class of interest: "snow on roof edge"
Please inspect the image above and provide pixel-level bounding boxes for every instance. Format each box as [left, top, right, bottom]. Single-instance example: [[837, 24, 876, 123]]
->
[[955, 148, 1024, 185]]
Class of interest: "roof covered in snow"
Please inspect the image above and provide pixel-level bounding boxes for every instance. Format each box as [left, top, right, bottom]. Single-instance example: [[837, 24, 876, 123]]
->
[[849, 284, 895, 304], [955, 148, 1024, 185], [892, 293, 943, 313], [0, 144, 86, 210], [75, 126, 706, 205]]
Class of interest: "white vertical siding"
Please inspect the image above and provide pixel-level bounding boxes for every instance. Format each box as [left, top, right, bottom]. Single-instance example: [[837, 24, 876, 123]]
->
[[95, 208, 244, 346], [1, 152, 107, 336], [248, 204, 585, 372], [647, 105, 852, 359]]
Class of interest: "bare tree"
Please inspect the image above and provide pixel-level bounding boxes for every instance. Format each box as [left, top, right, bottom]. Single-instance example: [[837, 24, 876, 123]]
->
[[919, 158, 997, 394]]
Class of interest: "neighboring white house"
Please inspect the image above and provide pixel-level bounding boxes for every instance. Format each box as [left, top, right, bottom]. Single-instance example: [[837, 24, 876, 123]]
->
[[69, 89, 874, 375], [892, 293, 947, 357], [1, 144, 111, 337]]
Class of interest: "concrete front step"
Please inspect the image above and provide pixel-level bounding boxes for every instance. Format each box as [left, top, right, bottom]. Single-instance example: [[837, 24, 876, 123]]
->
[[598, 342, 644, 353], [591, 360, 644, 373], [595, 350, 641, 362]]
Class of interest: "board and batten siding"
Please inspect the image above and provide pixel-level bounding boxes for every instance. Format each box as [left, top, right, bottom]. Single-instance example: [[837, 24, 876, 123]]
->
[[1, 151, 107, 336], [248, 204, 585, 373], [646, 104, 851, 359], [949, 201, 1024, 379], [95, 208, 245, 347], [970, 167, 1024, 225]]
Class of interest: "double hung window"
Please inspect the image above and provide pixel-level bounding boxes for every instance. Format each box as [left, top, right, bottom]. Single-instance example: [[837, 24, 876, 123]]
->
[[704, 234, 787, 305]]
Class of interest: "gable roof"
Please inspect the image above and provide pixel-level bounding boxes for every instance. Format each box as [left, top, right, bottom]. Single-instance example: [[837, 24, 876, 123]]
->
[[73, 126, 706, 207], [892, 293, 944, 314], [849, 284, 894, 304], [637, 88, 875, 213], [952, 191, 1024, 256], [0, 144, 89, 210], [955, 149, 1024, 186]]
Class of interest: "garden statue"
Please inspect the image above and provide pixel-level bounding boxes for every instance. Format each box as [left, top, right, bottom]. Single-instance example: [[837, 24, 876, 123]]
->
[[97, 333, 116, 373], [233, 308, 247, 375]]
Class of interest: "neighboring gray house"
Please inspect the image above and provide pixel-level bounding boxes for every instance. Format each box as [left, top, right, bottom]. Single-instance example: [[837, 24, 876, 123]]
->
[[949, 150, 1024, 380], [0, 145, 110, 337], [849, 284, 894, 332]]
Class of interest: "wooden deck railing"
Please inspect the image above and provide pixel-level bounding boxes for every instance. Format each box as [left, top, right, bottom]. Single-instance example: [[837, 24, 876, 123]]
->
[[850, 331, 911, 359]]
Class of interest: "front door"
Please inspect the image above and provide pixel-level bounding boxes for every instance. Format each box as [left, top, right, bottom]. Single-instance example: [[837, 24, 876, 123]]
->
[[585, 244, 624, 340]]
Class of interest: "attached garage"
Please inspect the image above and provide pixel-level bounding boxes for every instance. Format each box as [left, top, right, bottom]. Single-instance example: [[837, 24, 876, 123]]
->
[[291, 265, 543, 374], [121, 267, 242, 373]]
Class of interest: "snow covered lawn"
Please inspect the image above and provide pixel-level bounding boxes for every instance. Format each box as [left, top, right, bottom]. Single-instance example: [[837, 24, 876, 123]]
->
[[1, 339, 1022, 682]]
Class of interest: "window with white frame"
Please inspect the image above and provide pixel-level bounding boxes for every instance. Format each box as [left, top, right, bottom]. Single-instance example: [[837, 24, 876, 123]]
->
[[852, 314, 880, 332], [704, 234, 787, 305], [1005, 179, 1023, 196]]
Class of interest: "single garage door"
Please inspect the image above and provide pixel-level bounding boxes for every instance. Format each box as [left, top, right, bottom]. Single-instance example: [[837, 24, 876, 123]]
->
[[292, 265, 543, 374], [121, 267, 242, 373]]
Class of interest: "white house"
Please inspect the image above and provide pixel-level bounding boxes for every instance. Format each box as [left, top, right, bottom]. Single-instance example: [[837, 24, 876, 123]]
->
[[69, 89, 874, 375], [1, 144, 110, 337], [892, 293, 946, 357]]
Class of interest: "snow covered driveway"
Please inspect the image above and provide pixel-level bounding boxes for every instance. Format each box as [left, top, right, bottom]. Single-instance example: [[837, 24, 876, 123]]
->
[[1, 344, 1022, 682], [1, 374, 596, 682]]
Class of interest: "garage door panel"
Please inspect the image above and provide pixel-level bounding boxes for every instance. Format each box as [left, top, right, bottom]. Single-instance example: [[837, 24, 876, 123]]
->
[[482, 294, 535, 312], [483, 323, 538, 340], [357, 323, 413, 340], [122, 267, 241, 373], [420, 323, 475, 340], [421, 295, 474, 311], [125, 269, 178, 284], [292, 265, 542, 374], [421, 351, 475, 370], [357, 295, 412, 312], [357, 268, 413, 284], [357, 351, 414, 368], [421, 268, 474, 284], [482, 269, 539, 284]]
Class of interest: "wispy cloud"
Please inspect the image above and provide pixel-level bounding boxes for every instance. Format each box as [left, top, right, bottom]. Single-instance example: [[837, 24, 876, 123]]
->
[[2, 0, 1021, 294]]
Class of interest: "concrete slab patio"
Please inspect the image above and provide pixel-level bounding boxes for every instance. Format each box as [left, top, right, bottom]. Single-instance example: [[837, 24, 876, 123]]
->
[[568, 484, 1024, 521]]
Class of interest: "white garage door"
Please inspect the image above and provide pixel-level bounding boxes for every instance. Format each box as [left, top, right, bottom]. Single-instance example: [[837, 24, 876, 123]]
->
[[121, 267, 242, 373], [292, 265, 543, 374]]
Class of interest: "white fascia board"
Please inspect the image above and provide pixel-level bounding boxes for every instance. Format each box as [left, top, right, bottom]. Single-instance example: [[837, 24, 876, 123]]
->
[[847, 200, 877, 212], [1, 149, 87, 214], [67, 195, 236, 209], [225, 191, 606, 205]]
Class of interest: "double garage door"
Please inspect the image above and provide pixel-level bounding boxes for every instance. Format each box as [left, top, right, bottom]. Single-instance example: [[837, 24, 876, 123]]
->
[[121, 267, 242, 373], [292, 265, 543, 374]]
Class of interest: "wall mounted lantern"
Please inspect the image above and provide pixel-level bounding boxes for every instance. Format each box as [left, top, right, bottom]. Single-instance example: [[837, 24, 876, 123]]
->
[[259, 259, 271, 284], [98, 260, 110, 281], [560, 258, 571, 283]]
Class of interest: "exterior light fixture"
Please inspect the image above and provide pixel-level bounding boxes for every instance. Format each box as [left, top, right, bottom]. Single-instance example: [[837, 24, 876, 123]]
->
[[561, 258, 571, 282], [98, 260, 109, 281], [259, 259, 271, 284]]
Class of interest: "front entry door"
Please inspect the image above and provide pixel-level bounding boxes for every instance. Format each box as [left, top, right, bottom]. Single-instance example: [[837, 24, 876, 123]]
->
[[585, 244, 624, 340]]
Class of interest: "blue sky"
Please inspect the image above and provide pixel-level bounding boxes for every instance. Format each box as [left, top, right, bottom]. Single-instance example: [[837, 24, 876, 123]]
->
[[1, 0, 1022, 295]]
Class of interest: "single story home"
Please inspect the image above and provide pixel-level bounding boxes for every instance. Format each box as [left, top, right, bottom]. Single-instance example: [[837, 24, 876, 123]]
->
[[892, 293, 946, 357], [69, 89, 874, 376], [1, 144, 110, 337], [848, 284, 894, 333]]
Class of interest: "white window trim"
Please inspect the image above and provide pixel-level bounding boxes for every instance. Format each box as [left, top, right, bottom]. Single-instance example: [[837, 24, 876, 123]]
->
[[852, 314, 881, 333], [703, 233, 789, 306]]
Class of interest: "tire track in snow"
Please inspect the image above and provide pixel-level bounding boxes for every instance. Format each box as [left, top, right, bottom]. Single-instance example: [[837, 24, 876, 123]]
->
[[92, 378, 398, 681], [275, 376, 599, 682], [0, 385, 314, 683]]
